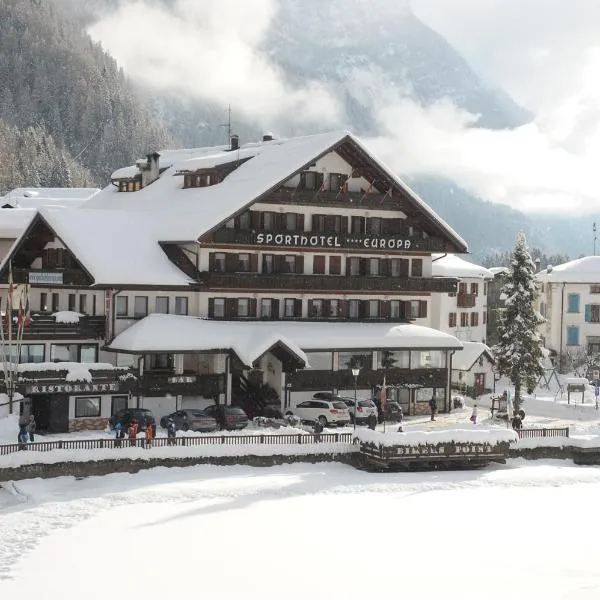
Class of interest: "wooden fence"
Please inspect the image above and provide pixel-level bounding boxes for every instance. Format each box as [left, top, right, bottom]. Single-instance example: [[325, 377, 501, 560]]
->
[[0, 432, 354, 456], [516, 427, 570, 439]]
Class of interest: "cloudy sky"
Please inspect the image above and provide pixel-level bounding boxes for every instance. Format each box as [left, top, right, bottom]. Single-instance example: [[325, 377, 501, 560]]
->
[[87, 0, 600, 215]]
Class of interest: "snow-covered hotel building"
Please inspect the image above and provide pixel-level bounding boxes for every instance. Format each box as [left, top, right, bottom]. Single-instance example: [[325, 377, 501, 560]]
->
[[0, 132, 469, 432], [537, 256, 600, 366]]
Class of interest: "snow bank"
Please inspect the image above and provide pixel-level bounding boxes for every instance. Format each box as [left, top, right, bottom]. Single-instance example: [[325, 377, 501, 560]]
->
[[0, 442, 356, 468], [356, 427, 518, 447], [516, 434, 600, 449]]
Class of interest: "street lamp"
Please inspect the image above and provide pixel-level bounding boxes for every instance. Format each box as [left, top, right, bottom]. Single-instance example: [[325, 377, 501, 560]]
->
[[351, 366, 361, 429]]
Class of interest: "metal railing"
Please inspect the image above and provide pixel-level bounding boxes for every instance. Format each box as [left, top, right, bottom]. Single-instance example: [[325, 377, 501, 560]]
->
[[0, 432, 354, 456], [516, 427, 570, 439]]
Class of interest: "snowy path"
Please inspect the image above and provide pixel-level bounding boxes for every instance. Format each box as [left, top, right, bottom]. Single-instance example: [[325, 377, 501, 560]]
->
[[2, 461, 600, 599]]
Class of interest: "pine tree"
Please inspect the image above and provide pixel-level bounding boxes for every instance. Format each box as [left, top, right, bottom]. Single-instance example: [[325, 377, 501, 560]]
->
[[494, 232, 545, 410]]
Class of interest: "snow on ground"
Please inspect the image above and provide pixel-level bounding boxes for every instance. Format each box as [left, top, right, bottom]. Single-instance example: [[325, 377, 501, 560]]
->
[[2, 461, 600, 599]]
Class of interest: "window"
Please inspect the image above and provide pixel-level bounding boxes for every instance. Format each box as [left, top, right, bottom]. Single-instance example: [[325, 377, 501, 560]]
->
[[588, 336, 600, 354], [303, 171, 318, 190], [349, 257, 360, 277], [471, 312, 479, 327], [52, 293, 59, 312], [155, 296, 169, 314], [79, 294, 87, 314], [237, 298, 249, 318], [305, 352, 333, 370], [379, 350, 409, 369], [409, 300, 426, 319], [238, 254, 250, 272], [238, 212, 251, 229], [338, 351, 372, 370], [586, 304, 600, 323], [75, 397, 101, 418], [175, 297, 188, 315], [448, 312, 457, 328], [213, 298, 225, 318], [51, 344, 97, 362], [214, 253, 226, 272], [40, 292, 47, 312], [111, 395, 128, 416], [262, 212, 274, 229], [309, 299, 324, 317], [471, 283, 479, 295], [460, 312, 469, 327], [285, 213, 298, 231], [567, 326, 579, 346], [149, 354, 173, 370], [283, 255, 296, 273], [260, 299, 272, 319], [68, 294, 76, 312], [313, 255, 326, 275], [459, 282, 467, 295], [368, 258, 379, 276], [263, 254, 274, 274], [134, 296, 148, 319], [349, 300, 360, 318], [590, 285, 600, 294], [389, 259, 408, 277], [284, 298, 295, 318], [368, 300, 379, 318], [20, 344, 44, 363], [411, 351, 446, 369], [567, 293, 580, 313], [312, 214, 326, 231], [329, 256, 341, 275], [329, 299, 340, 318], [390, 301, 402, 319], [116, 296, 128, 317], [411, 259, 423, 277], [92, 294, 97, 316], [81, 344, 97, 363]]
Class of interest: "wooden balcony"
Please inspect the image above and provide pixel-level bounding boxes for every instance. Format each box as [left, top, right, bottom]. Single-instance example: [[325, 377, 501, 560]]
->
[[201, 272, 457, 294], [457, 293, 477, 308], [259, 188, 402, 211], [11, 313, 106, 340], [288, 368, 448, 391], [209, 228, 446, 253], [138, 371, 224, 396], [11, 268, 92, 287]]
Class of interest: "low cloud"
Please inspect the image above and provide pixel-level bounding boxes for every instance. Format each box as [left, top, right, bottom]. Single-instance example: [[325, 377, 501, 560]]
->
[[88, 0, 342, 128]]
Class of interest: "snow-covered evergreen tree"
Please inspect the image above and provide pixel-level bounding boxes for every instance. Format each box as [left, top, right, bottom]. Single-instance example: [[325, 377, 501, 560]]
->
[[494, 232, 545, 410]]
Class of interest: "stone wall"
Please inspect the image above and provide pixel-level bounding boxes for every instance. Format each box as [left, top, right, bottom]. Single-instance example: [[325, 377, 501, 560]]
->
[[69, 418, 109, 432]]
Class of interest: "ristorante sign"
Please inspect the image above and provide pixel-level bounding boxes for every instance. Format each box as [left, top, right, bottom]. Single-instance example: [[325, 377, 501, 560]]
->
[[25, 382, 119, 395], [255, 232, 414, 251]]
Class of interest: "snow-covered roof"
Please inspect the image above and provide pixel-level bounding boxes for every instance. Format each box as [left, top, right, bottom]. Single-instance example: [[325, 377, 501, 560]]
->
[[451, 342, 494, 371], [432, 254, 494, 279], [0, 208, 37, 238], [538, 256, 600, 283], [2, 187, 99, 209], [107, 315, 463, 360], [489, 267, 509, 276], [85, 131, 467, 250], [37, 209, 194, 287]]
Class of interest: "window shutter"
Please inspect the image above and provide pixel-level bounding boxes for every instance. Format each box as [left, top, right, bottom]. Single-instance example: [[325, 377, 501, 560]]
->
[[249, 254, 258, 272], [226, 298, 237, 319], [400, 259, 409, 277], [585, 304, 591, 322], [380, 300, 390, 318], [274, 255, 285, 273], [419, 301, 427, 319], [294, 299, 303, 318], [251, 211, 261, 229], [330, 255, 341, 275], [359, 300, 368, 319], [325, 215, 336, 232], [313, 255, 325, 274], [295, 255, 304, 274], [272, 299, 280, 319], [323, 299, 331, 317], [308, 300, 315, 317], [402, 301, 411, 320], [249, 298, 257, 318], [359, 258, 367, 276], [208, 297, 214, 317], [412, 259, 423, 277], [341, 300, 349, 318], [296, 213, 305, 231], [225, 253, 237, 272], [208, 253, 216, 272], [380, 259, 389, 277]]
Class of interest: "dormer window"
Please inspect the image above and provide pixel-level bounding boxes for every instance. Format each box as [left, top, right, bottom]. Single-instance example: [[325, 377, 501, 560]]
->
[[117, 180, 142, 192], [184, 171, 219, 189]]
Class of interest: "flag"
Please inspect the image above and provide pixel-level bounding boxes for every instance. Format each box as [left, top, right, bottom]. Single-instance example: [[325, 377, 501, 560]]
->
[[380, 376, 387, 413], [381, 186, 393, 202], [360, 179, 375, 201], [24, 292, 31, 327], [17, 300, 22, 327], [336, 176, 348, 198], [319, 172, 328, 192], [7, 264, 13, 304]]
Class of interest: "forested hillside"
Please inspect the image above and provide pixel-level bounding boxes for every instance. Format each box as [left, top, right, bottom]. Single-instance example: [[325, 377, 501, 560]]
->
[[0, 0, 169, 190]]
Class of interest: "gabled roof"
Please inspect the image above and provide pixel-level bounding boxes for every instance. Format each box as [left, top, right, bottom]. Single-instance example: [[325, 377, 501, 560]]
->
[[84, 131, 467, 251], [0, 208, 37, 239], [432, 254, 494, 279], [537, 256, 600, 283], [452, 342, 494, 371], [107, 315, 463, 356], [3, 187, 99, 208], [0, 210, 194, 288]]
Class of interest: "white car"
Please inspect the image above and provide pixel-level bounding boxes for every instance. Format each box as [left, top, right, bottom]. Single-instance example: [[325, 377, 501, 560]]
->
[[290, 399, 351, 427], [342, 398, 378, 425]]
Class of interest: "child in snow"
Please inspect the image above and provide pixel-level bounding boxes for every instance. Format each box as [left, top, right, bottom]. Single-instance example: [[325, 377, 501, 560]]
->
[[470, 405, 478, 424], [27, 415, 36, 442], [128, 420, 138, 446], [166, 418, 177, 444], [145, 423, 153, 448]]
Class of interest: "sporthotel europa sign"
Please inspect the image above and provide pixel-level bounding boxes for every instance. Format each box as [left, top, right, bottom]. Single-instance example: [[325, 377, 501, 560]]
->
[[255, 232, 414, 251]]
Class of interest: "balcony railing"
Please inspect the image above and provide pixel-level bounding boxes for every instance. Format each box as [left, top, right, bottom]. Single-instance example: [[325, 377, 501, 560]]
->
[[201, 273, 457, 294], [260, 188, 401, 211], [13, 313, 106, 340], [457, 293, 477, 308], [209, 228, 446, 253]]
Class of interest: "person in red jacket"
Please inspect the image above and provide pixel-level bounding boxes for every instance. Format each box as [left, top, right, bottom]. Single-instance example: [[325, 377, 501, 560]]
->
[[145, 423, 153, 448], [128, 420, 138, 446]]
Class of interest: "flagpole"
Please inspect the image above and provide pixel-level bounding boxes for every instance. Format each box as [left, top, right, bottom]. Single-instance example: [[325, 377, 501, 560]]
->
[[0, 294, 10, 412], [7, 262, 14, 413]]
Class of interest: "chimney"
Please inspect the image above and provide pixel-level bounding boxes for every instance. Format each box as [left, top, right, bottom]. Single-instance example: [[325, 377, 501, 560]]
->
[[141, 152, 160, 187], [230, 134, 239, 151], [262, 132, 275, 142]]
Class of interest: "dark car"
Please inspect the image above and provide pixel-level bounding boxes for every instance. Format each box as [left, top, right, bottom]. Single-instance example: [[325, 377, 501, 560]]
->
[[382, 401, 404, 423], [159, 409, 218, 432], [203, 405, 249, 430], [109, 408, 156, 434]]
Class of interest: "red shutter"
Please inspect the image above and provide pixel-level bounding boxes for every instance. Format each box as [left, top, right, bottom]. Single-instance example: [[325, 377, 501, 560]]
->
[[330, 256, 341, 275], [249, 254, 258, 272], [295, 255, 304, 274], [249, 298, 257, 318], [313, 255, 325, 274], [208, 297, 214, 318], [419, 300, 427, 319], [294, 299, 303, 318]]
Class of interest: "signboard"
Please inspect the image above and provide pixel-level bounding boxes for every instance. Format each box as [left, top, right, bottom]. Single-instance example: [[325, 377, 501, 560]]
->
[[255, 232, 414, 251], [28, 271, 63, 285], [393, 444, 494, 457], [26, 382, 118, 395], [167, 375, 197, 384]]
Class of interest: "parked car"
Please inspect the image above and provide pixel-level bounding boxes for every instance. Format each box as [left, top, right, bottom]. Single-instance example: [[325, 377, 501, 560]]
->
[[109, 408, 156, 434], [374, 400, 404, 423], [159, 409, 217, 432], [203, 405, 249, 430], [341, 398, 378, 425], [288, 399, 351, 427]]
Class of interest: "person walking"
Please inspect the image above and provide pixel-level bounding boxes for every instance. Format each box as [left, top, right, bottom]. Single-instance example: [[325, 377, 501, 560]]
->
[[166, 418, 177, 445], [145, 422, 153, 448], [18, 413, 28, 447], [128, 420, 138, 446], [429, 397, 437, 421], [114, 419, 123, 447], [470, 405, 478, 425], [27, 415, 36, 442], [367, 412, 377, 430]]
